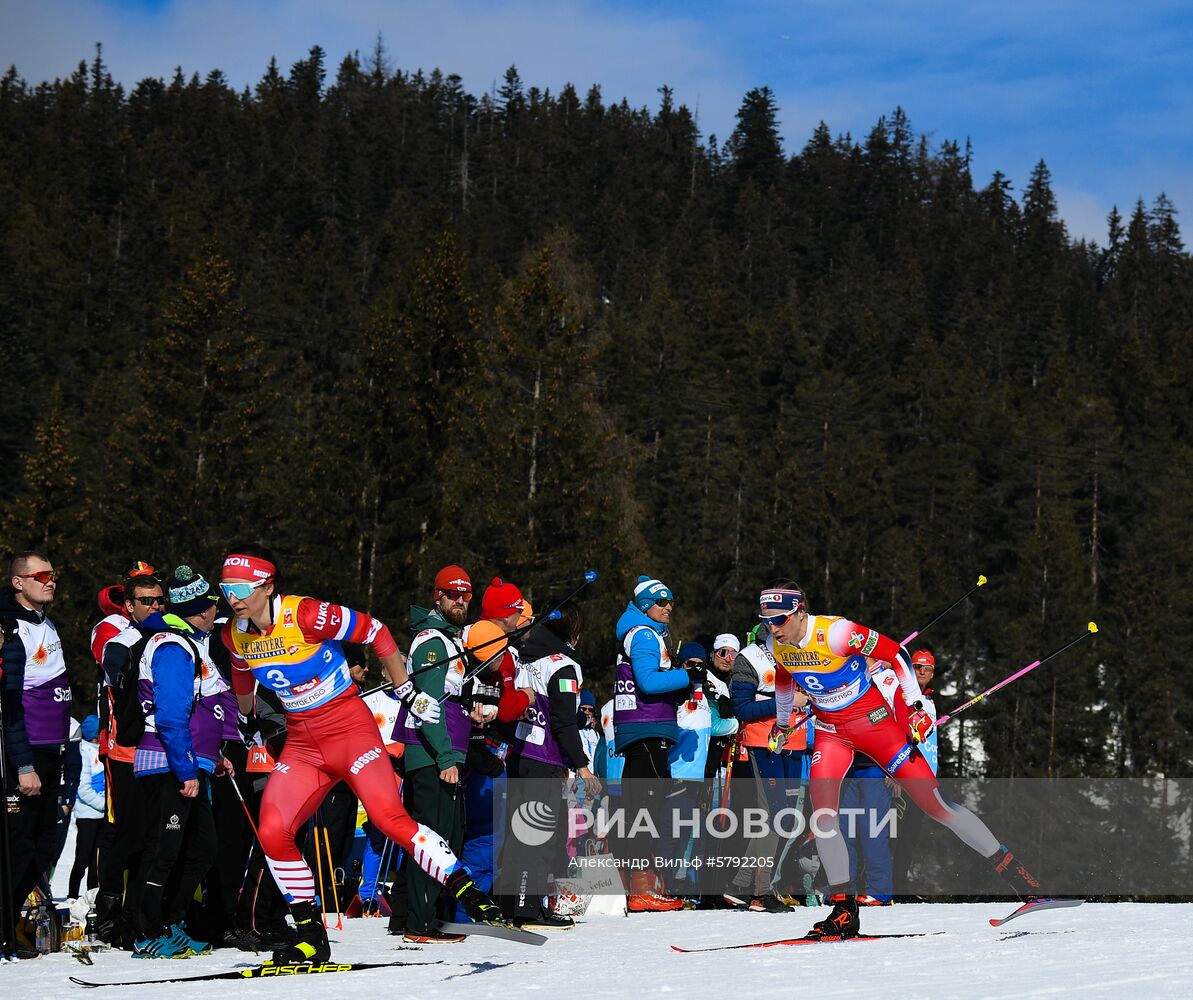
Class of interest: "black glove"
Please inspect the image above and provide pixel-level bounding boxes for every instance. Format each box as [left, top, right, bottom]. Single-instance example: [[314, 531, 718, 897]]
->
[[686, 664, 706, 688], [237, 711, 258, 747]]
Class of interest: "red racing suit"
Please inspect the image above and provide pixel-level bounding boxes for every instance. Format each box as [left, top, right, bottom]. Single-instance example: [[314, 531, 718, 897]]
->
[[223, 594, 461, 903]]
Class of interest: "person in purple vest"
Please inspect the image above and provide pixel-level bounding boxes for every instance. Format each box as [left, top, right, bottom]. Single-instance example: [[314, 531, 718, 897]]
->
[[612, 575, 698, 912], [500, 601, 599, 930], [392, 565, 475, 944], [130, 566, 233, 959], [1, 550, 71, 955]]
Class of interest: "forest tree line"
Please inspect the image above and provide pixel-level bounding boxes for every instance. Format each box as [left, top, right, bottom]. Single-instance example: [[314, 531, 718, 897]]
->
[[1, 44, 1191, 782]]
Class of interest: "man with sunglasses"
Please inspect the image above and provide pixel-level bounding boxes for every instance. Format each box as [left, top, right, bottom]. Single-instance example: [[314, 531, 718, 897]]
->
[[219, 548, 507, 965], [90, 564, 166, 947], [760, 583, 1044, 938], [612, 575, 693, 912], [2, 551, 71, 949]]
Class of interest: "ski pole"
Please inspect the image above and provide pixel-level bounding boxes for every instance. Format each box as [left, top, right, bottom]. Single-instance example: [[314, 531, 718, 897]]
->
[[936, 621, 1098, 726], [321, 826, 343, 929], [313, 815, 329, 927], [357, 594, 579, 700], [366, 838, 392, 915], [899, 575, 987, 646]]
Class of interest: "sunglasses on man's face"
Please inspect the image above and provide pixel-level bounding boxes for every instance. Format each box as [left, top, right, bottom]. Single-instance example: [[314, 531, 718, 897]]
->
[[134, 595, 166, 607], [760, 612, 795, 630], [654, 598, 673, 608], [18, 570, 56, 585], [683, 659, 705, 668]]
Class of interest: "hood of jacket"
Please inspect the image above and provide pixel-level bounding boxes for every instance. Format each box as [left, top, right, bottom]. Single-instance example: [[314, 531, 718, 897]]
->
[[97, 584, 126, 618], [520, 622, 574, 663], [615, 601, 666, 643], [0, 587, 45, 624], [409, 604, 460, 638]]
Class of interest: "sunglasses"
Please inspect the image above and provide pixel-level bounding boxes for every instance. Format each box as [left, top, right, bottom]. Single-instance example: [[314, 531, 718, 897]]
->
[[134, 595, 166, 607], [220, 578, 271, 601], [654, 598, 673, 608], [683, 658, 705, 668], [438, 589, 471, 601], [18, 570, 56, 585], [760, 612, 795, 630], [579, 706, 596, 714], [715, 648, 736, 656]]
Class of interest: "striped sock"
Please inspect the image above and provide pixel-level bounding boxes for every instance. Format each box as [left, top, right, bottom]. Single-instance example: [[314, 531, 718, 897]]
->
[[266, 857, 316, 904]]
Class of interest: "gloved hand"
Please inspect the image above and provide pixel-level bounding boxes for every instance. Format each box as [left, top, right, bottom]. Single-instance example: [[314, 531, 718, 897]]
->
[[237, 711, 258, 747], [908, 703, 934, 743], [395, 680, 442, 725], [686, 662, 706, 689], [768, 722, 794, 752], [443, 661, 466, 698]]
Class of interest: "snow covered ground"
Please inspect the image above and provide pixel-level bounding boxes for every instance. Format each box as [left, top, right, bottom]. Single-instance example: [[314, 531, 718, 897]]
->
[[7, 901, 1191, 1000]]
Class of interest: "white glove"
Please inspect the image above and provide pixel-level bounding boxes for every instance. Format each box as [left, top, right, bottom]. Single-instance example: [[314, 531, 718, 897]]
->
[[443, 662, 465, 698], [395, 680, 442, 725]]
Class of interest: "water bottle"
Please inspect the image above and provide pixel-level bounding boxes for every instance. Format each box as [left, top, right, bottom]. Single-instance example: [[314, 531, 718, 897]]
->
[[34, 904, 51, 954], [85, 908, 98, 944]]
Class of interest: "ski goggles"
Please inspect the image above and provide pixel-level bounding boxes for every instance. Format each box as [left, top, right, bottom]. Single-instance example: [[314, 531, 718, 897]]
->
[[219, 578, 271, 602]]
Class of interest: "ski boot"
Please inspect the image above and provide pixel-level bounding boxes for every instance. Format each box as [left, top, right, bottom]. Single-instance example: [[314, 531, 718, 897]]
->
[[991, 845, 1042, 899], [807, 893, 860, 939], [268, 901, 331, 965], [444, 868, 508, 927]]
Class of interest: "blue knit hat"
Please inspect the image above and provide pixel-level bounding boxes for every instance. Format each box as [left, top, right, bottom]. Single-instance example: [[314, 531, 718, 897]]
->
[[633, 575, 674, 612], [579, 689, 597, 709], [168, 565, 219, 618], [678, 641, 707, 664], [81, 714, 100, 741]]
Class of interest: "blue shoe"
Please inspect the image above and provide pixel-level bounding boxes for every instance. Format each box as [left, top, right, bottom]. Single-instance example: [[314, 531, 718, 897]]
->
[[132, 931, 195, 959], [169, 922, 212, 956]]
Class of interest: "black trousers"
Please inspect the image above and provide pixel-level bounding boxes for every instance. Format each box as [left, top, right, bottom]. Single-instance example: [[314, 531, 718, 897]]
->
[[499, 756, 566, 920], [401, 764, 463, 934], [5, 746, 63, 922], [134, 772, 218, 937], [620, 738, 672, 866], [97, 756, 145, 922], [68, 817, 103, 898], [233, 774, 290, 934], [206, 744, 253, 939]]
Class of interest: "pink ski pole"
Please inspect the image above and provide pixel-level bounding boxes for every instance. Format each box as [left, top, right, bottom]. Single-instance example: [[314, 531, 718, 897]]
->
[[937, 621, 1098, 726]]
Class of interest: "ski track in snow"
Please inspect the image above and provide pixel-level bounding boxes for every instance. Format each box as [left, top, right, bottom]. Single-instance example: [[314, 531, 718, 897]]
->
[[8, 902, 1191, 1000]]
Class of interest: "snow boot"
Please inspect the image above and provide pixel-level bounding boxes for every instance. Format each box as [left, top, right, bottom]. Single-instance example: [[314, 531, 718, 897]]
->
[[627, 871, 683, 912], [991, 845, 1042, 899], [269, 901, 330, 965], [808, 893, 860, 939]]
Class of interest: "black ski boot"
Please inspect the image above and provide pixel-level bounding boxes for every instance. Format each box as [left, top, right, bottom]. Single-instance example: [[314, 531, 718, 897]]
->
[[269, 901, 330, 965], [808, 893, 860, 939], [94, 891, 123, 946], [444, 868, 508, 926], [991, 845, 1042, 899]]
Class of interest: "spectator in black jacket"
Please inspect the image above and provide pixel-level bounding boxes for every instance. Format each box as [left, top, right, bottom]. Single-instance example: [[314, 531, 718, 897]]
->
[[2, 551, 72, 955]]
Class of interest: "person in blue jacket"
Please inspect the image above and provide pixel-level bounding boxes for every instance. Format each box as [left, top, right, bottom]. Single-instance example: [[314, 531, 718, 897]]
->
[[611, 576, 697, 911]]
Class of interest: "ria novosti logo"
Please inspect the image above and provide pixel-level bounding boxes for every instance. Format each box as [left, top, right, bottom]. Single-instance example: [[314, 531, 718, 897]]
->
[[511, 801, 557, 846]]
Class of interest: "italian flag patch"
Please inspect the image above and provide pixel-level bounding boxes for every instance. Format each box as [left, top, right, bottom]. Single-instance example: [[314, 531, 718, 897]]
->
[[558, 678, 579, 694]]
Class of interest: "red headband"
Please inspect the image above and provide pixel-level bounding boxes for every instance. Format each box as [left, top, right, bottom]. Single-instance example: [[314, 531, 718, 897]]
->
[[222, 554, 276, 582]]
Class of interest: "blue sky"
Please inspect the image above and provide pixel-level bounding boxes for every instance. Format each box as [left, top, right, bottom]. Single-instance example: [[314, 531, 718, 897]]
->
[[3, 0, 1191, 243]]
